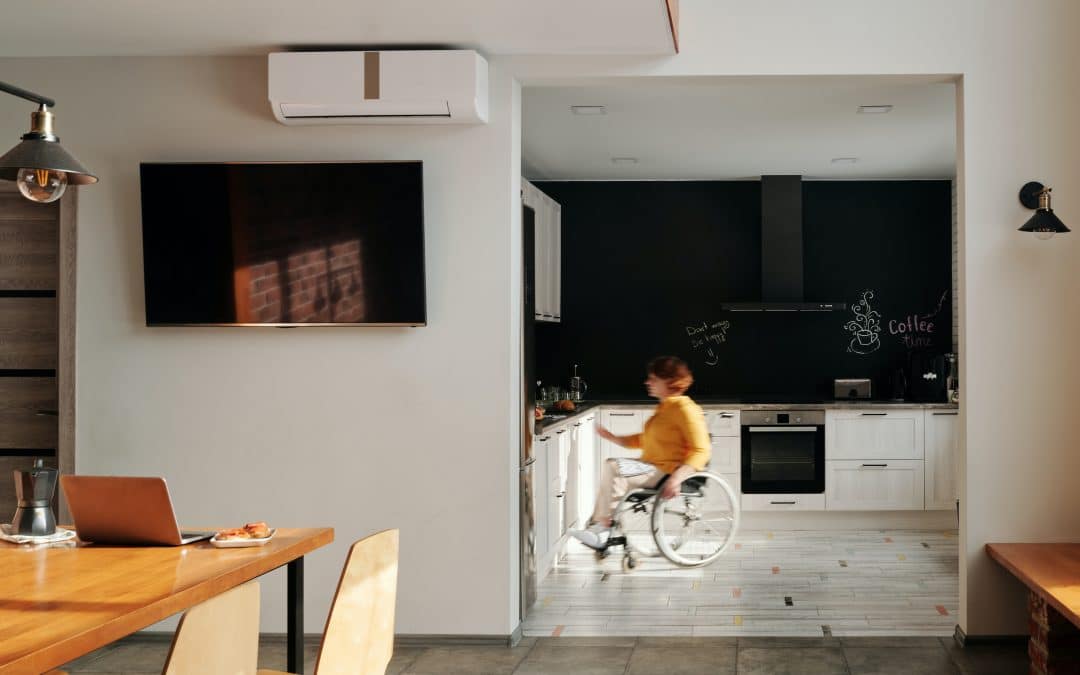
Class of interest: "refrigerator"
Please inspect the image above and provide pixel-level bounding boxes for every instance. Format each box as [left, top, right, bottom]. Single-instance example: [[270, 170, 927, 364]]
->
[[519, 204, 538, 619]]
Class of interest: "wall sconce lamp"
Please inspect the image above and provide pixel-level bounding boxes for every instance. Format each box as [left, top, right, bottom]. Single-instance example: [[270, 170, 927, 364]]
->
[[0, 80, 97, 204], [1019, 181, 1070, 240]]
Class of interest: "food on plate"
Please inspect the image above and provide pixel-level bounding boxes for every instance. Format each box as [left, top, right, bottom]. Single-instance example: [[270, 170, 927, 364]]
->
[[554, 399, 576, 412], [244, 521, 270, 538], [215, 528, 251, 540], [216, 522, 272, 540]]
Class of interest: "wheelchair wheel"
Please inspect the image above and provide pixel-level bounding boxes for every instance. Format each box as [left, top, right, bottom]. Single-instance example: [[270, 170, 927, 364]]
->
[[651, 472, 740, 567], [614, 489, 659, 558]]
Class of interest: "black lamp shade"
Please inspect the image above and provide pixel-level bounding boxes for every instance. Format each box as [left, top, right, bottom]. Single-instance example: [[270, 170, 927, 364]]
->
[[0, 137, 97, 185], [1019, 208, 1070, 235]]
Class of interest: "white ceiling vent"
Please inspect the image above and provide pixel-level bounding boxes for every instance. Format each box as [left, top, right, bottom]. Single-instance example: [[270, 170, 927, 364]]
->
[[268, 50, 489, 125]]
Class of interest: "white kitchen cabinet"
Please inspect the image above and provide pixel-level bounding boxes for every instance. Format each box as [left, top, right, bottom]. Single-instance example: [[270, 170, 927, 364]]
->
[[826, 409, 924, 460], [708, 436, 740, 475], [533, 433, 552, 566], [574, 415, 597, 528], [556, 427, 574, 534], [600, 409, 643, 461], [547, 430, 564, 552], [825, 459, 924, 510], [706, 410, 740, 437], [522, 180, 561, 323], [924, 410, 959, 510], [742, 493, 825, 511]]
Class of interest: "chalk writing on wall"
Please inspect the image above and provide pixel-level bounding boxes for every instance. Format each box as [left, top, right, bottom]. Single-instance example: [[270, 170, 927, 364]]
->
[[686, 320, 731, 366], [844, 290, 882, 355], [888, 290, 948, 350]]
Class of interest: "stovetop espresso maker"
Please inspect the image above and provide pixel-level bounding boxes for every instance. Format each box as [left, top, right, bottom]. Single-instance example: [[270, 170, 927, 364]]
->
[[11, 459, 57, 536]]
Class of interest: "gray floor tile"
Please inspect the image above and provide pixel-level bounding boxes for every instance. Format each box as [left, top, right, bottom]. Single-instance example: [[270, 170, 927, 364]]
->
[[844, 646, 958, 674], [939, 639, 1030, 675], [737, 647, 848, 675], [403, 646, 531, 675], [255, 640, 320, 674], [513, 645, 632, 675], [63, 639, 169, 673], [386, 646, 425, 675], [839, 637, 946, 649], [738, 636, 841, 649], [626, 646, 736, 675]]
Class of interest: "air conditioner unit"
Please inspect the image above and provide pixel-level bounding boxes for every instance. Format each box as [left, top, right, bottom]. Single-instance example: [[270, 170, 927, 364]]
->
[[268, 50, 489, 125]]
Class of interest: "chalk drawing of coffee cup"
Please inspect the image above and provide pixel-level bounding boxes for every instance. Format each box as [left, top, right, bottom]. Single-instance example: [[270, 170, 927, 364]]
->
[[855, 329, 875, 347]]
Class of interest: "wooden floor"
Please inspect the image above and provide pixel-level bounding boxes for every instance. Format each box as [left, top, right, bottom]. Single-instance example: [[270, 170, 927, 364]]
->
[[523, 529, 959, 637]]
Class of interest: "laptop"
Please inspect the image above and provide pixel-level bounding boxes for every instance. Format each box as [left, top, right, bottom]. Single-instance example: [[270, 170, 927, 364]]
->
[[61, 475, 214, 545]]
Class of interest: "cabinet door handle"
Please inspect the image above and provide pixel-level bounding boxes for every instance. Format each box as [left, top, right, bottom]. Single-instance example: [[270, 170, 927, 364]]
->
[[556, 492, 565, 499], [556, 429, 566, 434], [861, 412, 888, 416], [770, 500, 797, 505], [609, 412, 636, 417], [538, 436, 550, 441], [573, 422, 583, 427], [720, 413, 735, 418], [932, 412, 959, 416], [861, 463, 888, 468]]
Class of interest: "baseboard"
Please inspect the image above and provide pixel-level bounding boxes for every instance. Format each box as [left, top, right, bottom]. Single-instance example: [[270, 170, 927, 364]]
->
[[953, 624, 1028, 647], [395, 633, 518, 647], [740, 510, 957, 530], [131, 629, 519, 649]]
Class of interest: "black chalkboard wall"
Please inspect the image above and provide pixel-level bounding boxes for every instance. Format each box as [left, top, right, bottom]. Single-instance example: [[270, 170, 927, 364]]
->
[[534, 180, 953, 400]]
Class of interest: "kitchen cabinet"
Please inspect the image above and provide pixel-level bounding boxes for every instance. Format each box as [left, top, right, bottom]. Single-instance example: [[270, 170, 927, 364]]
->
[[573, 415, 597, 528], [742, 493, 825, 511], [533, 433, 552, 567], [548, 430, 565, 552], [826, 409, 924, 460], [825, 459, 924, 510], [522, 180, 561, 323], [600, 410, 643, 461], [704, 410, 740, 475], [924, 410, 959, 510]]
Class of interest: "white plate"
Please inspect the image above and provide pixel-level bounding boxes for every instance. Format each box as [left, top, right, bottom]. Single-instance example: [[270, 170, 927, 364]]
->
[[0, 525, 77, 545], [209, 528, 276, 548]]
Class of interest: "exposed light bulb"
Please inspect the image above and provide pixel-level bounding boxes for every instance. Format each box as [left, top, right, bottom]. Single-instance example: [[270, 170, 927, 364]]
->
[[16, 167, 67, 203], [1035, 230, 1055, 241]]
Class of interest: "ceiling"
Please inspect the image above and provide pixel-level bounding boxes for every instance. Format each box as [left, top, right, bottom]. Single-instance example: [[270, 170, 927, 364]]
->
[[523, 78, 957, 180], [0, 0, 674, 57]]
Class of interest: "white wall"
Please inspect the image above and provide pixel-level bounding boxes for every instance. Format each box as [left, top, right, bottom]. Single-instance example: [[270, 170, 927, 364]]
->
[[506, 0, 1080, 635], [3, 0, 1079, 640], [0, 56, 521, 636]]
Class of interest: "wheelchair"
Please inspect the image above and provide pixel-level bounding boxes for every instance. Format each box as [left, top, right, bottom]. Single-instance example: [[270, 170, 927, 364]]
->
[[595, 470, 740, 572]]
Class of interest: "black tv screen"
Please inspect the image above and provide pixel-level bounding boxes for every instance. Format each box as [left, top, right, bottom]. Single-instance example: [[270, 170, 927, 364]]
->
[[140, 162, 426, 326]]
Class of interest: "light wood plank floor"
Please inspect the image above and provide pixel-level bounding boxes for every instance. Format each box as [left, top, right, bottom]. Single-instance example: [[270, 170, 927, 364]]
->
[[523, 529, 959, 637]]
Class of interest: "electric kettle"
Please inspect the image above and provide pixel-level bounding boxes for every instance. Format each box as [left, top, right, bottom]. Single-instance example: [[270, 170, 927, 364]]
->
[[11, 459, 57, 536]]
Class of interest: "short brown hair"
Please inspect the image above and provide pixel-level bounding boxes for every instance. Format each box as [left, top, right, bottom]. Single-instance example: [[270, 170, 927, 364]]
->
[[647, 356, 694, 395]]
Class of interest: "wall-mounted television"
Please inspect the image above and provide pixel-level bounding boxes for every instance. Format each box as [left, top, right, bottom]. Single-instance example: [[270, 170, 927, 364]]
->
[[140, 161, 426, 326]]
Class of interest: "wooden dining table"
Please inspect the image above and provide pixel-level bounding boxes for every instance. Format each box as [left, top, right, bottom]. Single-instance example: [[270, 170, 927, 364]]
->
[[0, 527, 334, 675]]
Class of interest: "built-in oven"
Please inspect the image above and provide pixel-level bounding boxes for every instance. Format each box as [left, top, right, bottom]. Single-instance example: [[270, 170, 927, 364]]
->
[[741, 410, 826, 494]]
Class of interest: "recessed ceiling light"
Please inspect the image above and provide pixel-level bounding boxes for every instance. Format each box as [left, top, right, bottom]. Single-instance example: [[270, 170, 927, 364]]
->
[[570, 105, 606, 115], [611, 157, 638, 165], [858, 105, 893, 114], [831, 157, 859, 164]]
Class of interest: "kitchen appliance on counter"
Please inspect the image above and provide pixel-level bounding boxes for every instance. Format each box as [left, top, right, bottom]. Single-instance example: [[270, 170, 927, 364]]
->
[[741, 410, 825, 494], [10, 459, 57, 536], [569, 364, 588, 402], [833, 378, 871, 400], [908, 351, 951, 402]]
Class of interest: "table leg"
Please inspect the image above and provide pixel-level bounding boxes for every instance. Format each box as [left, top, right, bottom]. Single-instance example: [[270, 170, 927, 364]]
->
[[287, 557, 304, 674], [1028, 591, 1080, 675]]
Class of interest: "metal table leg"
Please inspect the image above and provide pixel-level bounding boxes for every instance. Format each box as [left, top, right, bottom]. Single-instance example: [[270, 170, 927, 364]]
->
[[287, 557, 304, 673]]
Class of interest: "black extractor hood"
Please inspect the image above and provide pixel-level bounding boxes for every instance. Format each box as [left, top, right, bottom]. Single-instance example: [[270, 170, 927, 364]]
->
[[722, 175, 846, 312]]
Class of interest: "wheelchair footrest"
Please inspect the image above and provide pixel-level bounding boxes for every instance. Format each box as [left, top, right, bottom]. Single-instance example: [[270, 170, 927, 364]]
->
[[603, 535, 626, 551]]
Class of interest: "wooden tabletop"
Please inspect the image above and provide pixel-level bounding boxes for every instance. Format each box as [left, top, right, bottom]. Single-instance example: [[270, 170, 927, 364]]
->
[[0, 527, 333, 674], [986, 543, 1080, 627]]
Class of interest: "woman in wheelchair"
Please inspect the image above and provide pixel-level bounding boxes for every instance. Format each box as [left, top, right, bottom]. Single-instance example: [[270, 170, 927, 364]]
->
[[569, 356, 740, 569]]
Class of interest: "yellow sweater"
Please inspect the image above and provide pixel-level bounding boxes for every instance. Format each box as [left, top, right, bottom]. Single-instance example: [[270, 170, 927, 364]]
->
[[624, 396, 711, 473]]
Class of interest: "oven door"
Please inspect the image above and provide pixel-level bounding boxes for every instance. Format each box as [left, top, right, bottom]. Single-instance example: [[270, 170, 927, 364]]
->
[[741, 425, 825, 493]]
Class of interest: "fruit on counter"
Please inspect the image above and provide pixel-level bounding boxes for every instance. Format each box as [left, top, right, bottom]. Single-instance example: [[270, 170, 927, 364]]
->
[[554, 399, 576, 412]]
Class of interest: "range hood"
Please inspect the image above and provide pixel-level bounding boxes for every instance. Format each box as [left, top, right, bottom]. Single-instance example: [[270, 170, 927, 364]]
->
[[722, 175, 846, 312]]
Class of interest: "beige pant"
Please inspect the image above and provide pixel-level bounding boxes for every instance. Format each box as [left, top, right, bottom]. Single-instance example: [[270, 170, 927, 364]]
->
[[590, 458, 666, 525]]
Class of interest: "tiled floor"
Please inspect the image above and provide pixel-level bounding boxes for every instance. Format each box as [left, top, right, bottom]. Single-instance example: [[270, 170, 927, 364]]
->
[[523, 529, 959, 637], [62, 634, 1029, 674]]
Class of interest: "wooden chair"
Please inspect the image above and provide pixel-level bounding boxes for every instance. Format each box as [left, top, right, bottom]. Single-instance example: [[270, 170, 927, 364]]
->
[[259, 529, 399, 675], [49, 581, 260, 675], [163, 580, 260, 674]]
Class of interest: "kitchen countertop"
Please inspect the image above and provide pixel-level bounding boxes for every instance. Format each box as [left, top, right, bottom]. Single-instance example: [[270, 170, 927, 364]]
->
[[534, 398, 959, 434]]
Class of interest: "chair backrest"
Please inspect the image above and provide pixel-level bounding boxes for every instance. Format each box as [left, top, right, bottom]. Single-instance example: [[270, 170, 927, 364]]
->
[[162, 581, 260, 675], [314, 529, 399, 675]]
